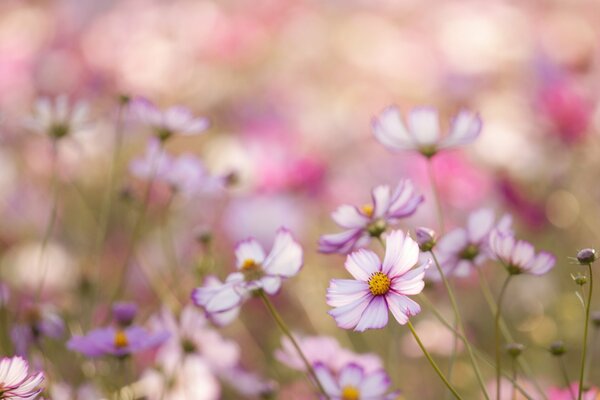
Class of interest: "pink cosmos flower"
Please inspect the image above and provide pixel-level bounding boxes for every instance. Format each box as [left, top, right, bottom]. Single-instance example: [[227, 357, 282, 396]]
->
[[25, 95, 89, 140], [427, 208, 512, 280], [276, 335, 383, 374], [191, 275, 244, 326], [488, 230, 556, 275], [313, 362, 399, 400], [319, 180, 423, 254], [547, 383, 599, 400], [0, 356, 44, 399], [130, 97, 209, 141], [327, 230, 428, 331], [372, 106, 482, 157], [192, 228, 303, 318]]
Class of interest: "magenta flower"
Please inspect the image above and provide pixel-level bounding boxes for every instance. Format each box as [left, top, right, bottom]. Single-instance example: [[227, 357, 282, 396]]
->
[[372, 106, 482, 157], [130, 97, 209, 141], [319, 180, 423, 254], [67, 326, 169, 358], [488, 230, 556, 275], [0, 356, 44, 399], [327, 230, 428, 331], [428, 209, 512, 280], [547, 383, 598, 400], [26, 95, 89, 140], [313, 362, 399, 400]]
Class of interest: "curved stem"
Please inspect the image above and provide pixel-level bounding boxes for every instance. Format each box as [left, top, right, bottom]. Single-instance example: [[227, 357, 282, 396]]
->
[[427, 159, 444, 234], [430, 252, 490, 399], [578, 264, 593, 400], [407, 320, 463, 399], [496, 275, 513, 400], [258, 291, 329, 399], [559, 356, 576, 400]]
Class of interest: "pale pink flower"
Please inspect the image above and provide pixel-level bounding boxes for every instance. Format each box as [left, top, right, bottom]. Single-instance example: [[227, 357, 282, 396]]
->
[[319, 180, 423, 254], [0, 356, 44, 399], [327, 230, 428, 331], [313, 362, 399, 400], [372, 106, 482, 157], [26, 95, 89, 140], [488, 230, 555, 275]]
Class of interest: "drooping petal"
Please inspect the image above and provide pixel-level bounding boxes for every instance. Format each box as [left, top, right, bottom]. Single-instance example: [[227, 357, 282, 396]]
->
[[235, 239, 266, 269], [345, 249, 381, 281], [332, 205, 369, 229], [263, 228, 303, 277], [407, 107, 440, 145], [371, 106, 414, 151], [386, 292, 421, 325], [354, 297, 389, 332], [382, 231, 419, 277]]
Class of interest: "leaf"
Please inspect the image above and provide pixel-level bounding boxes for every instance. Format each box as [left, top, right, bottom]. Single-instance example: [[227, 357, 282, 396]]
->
[[575, 291, 585, 310]]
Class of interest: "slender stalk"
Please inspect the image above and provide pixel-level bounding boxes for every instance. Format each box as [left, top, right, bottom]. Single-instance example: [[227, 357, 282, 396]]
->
[[406, 320, 463, 399], [427, 159, 444, 233], [258, 291, 329, 399], [578, 264, 593, 400], [496, 275, 513, 400], [430, 252, 490, 399], [559, 357, 576, 400], [511, 358, 517, 400]]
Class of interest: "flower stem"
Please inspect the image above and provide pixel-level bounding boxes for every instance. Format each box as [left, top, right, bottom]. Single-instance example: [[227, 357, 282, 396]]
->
[[427, 159, 444, 233], [407, 320, 463, 399], [578, 264, 593, 400], [258, 291, 329, 399], [559, 356, 576, 400], [496, 275, 513, 400], [430, 252, 490, 399]]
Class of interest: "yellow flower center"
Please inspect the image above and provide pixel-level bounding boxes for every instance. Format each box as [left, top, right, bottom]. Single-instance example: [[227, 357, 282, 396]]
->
[[242, 259, 257, 270], [341, 386, 360, 400], [114, 330, 129, 348], [360, 204, 374, 218], [368, 272, 391, 296]]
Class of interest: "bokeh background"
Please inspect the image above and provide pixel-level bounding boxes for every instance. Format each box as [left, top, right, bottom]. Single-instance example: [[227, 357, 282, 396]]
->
[[1, 0, 600, 398]]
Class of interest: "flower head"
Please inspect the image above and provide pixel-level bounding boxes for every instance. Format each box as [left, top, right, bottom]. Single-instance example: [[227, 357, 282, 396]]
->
[[130, 97, 209, 141], [313, 362, 399, 400], [488, 230, 556, 276], [327, 230, 428, 331], [319, 180, 423, 254], [11, 304, 64, 356], [67, 326, 169, 358], [0, 356, 44, 399], [26, 95, 89, 140], [372, 106, 481, 157]]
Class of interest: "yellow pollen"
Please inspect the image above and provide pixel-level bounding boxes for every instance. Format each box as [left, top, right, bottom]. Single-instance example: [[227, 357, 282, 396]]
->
[[361, 204, 374, 218], [368, 272, 391, 296], [241, 259, 257, 270], [114, 330, 129, 348], [341, 386, 360, 400]]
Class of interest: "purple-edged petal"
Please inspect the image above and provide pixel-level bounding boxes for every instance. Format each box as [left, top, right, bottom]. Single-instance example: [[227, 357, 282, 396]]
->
[[327, 279, 370, 307], [235, 239, 266, 269], [386, 292, 421, 325], [382, 231, 419, 277], [407, 107, 440, 145], [371, 185, 391, 218], [391, 264, 426, 295], [441, 110, 482, 149], [332, 205, 369, 229], [318, 229, 364, 254], [372, 106, 414, 151], [527, 252, 555, 275], [387, 180, 424, 220], [354, 297, 389, 332], [467, 208, 495, 243], [263, 228, 303, 277], [359, 369, 391, 398], [345, 249, 381, 281], [328, 294, 372, 330], [313, 363, 341, 396], [339, 363, 365, 388]]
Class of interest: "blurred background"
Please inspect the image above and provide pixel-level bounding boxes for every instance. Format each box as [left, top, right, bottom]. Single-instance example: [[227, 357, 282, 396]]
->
[[1, 0, 600, 398]]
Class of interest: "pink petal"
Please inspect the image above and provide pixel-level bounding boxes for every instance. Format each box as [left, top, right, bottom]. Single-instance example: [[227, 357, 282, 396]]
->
[[391, 265, 426, 295], [339, 363, 364, 388], [382, 231, 419, 277], [263, 228, 303, 277], [467, 208, 495, 243], [407, 107, 440, 145], [329, 294, 372, 330], [345, 249, 381, 281], [359, 370, 391, 397], [327, 279, 370, 307], [355, 296, 389, 332], [386, 292, 421, 325]]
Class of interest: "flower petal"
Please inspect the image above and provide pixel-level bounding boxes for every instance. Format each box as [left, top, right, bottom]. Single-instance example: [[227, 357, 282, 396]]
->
[[440, 110, 482, 149], [382, 231, 419, 277], [328, 294, 372, 330], [235, 239, 266, 269], [372, 106, 414, 151], [263, 228, 303, 277], [467, 208, 495, 243], [332, 205, 369, 229], [327, 279, 370, 307], [345, 249, 381, 281], [407, 107, 440, 145], [386, 292, 421, 325], [354, 296, 389, 332]]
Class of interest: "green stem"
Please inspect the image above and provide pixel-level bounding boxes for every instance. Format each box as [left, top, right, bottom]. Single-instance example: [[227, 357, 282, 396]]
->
[[511, 358, 517, 400], [559, 356, 576, 400], [578, 264, 593, 400], [496, 275, 513, 400], [258, 291, 329, 399], [430, 252, 490, 399], [427, 159, 444, 233], [407, 320, 463, 399]]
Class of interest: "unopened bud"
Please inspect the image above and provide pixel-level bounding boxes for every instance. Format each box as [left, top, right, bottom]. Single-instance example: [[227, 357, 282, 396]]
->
[[577, 248, 597, 265], [549, 340, 566, 356], [415, 227, 436, 252], [573, 273, 588, 286], [112, 302, 137, 327], [505, 343, 524, 358]]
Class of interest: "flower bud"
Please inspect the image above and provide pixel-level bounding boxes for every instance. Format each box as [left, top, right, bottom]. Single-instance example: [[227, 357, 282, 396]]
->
[[549, 340, 566, 356], [415, 227, 436, 252], [505, 343, 524, 358], [573, 273, 588, 286], [577, 248, 597, 265], [112, 302, 138, 327]]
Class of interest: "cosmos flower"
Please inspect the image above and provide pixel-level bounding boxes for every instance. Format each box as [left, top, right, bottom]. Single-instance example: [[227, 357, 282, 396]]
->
[[130, 97, 210, 141], [319, 180, 423, 254], [11, 304, 64, 356], [67, 326, 169, 358], [192, 228, 303, 318], [0, 356, 44, 399], [276, 335, 383, 374], [427, 209, 512, 280], [25, 95, 89, 140], [488, 230, 556, 276], [372, 106, 482, 157], [313, 362, 399, 400], [327, 230, 428, 331]]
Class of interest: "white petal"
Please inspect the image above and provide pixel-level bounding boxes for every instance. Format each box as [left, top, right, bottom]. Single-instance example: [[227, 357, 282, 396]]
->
[[263, 228, 303, 277], [332, 205, 369, 229], [382, 231, 419, 277], [371, 106, 415, 151], [345, 249, 381, 281], [387, 180, 424, 220], [259, 276, 282, 294], [467, 208, 495, 243], [359, 370, 391, 397], [371, 184, 391, 218], [391, 264, 426, 295], [318, 229, 364, 254], [235, 239, 266, 269], [313, 364, 340, 396], [386, 292, 421, 325], [329, 294, 372, 330], [440, 110, 482, 149], [355, 296, 389, 331], [339, 363, 364, 388], [327, 279, 370, 307], [526, 252, 555, 275], [512, 240, 535, 268], [407, 107, 440, 145]]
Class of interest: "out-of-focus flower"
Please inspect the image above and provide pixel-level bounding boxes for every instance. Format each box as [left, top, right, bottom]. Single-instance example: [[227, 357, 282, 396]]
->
[[489, 230, 556, 275], [130, 97, 209, 141], [112, 302, 138, 327], [67, 326, 169, 358], [25, 95, 89, 140], [191, 274, 246, 325], [276, 335, 383, 374], [219, 368, 276, 398], [497, 176, 546, 230], [327, 230, 428, 331], [0, 356, 44, 399], [428, 209, 512, 280], [313, 362, 399, 400], [319, 180, 423, 254], [11, 304, 64, 356], [372, 106, 481, 157], [50, 382, 102, 400], [192, 228, 303, 318], [547, 383, 598, 400]]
